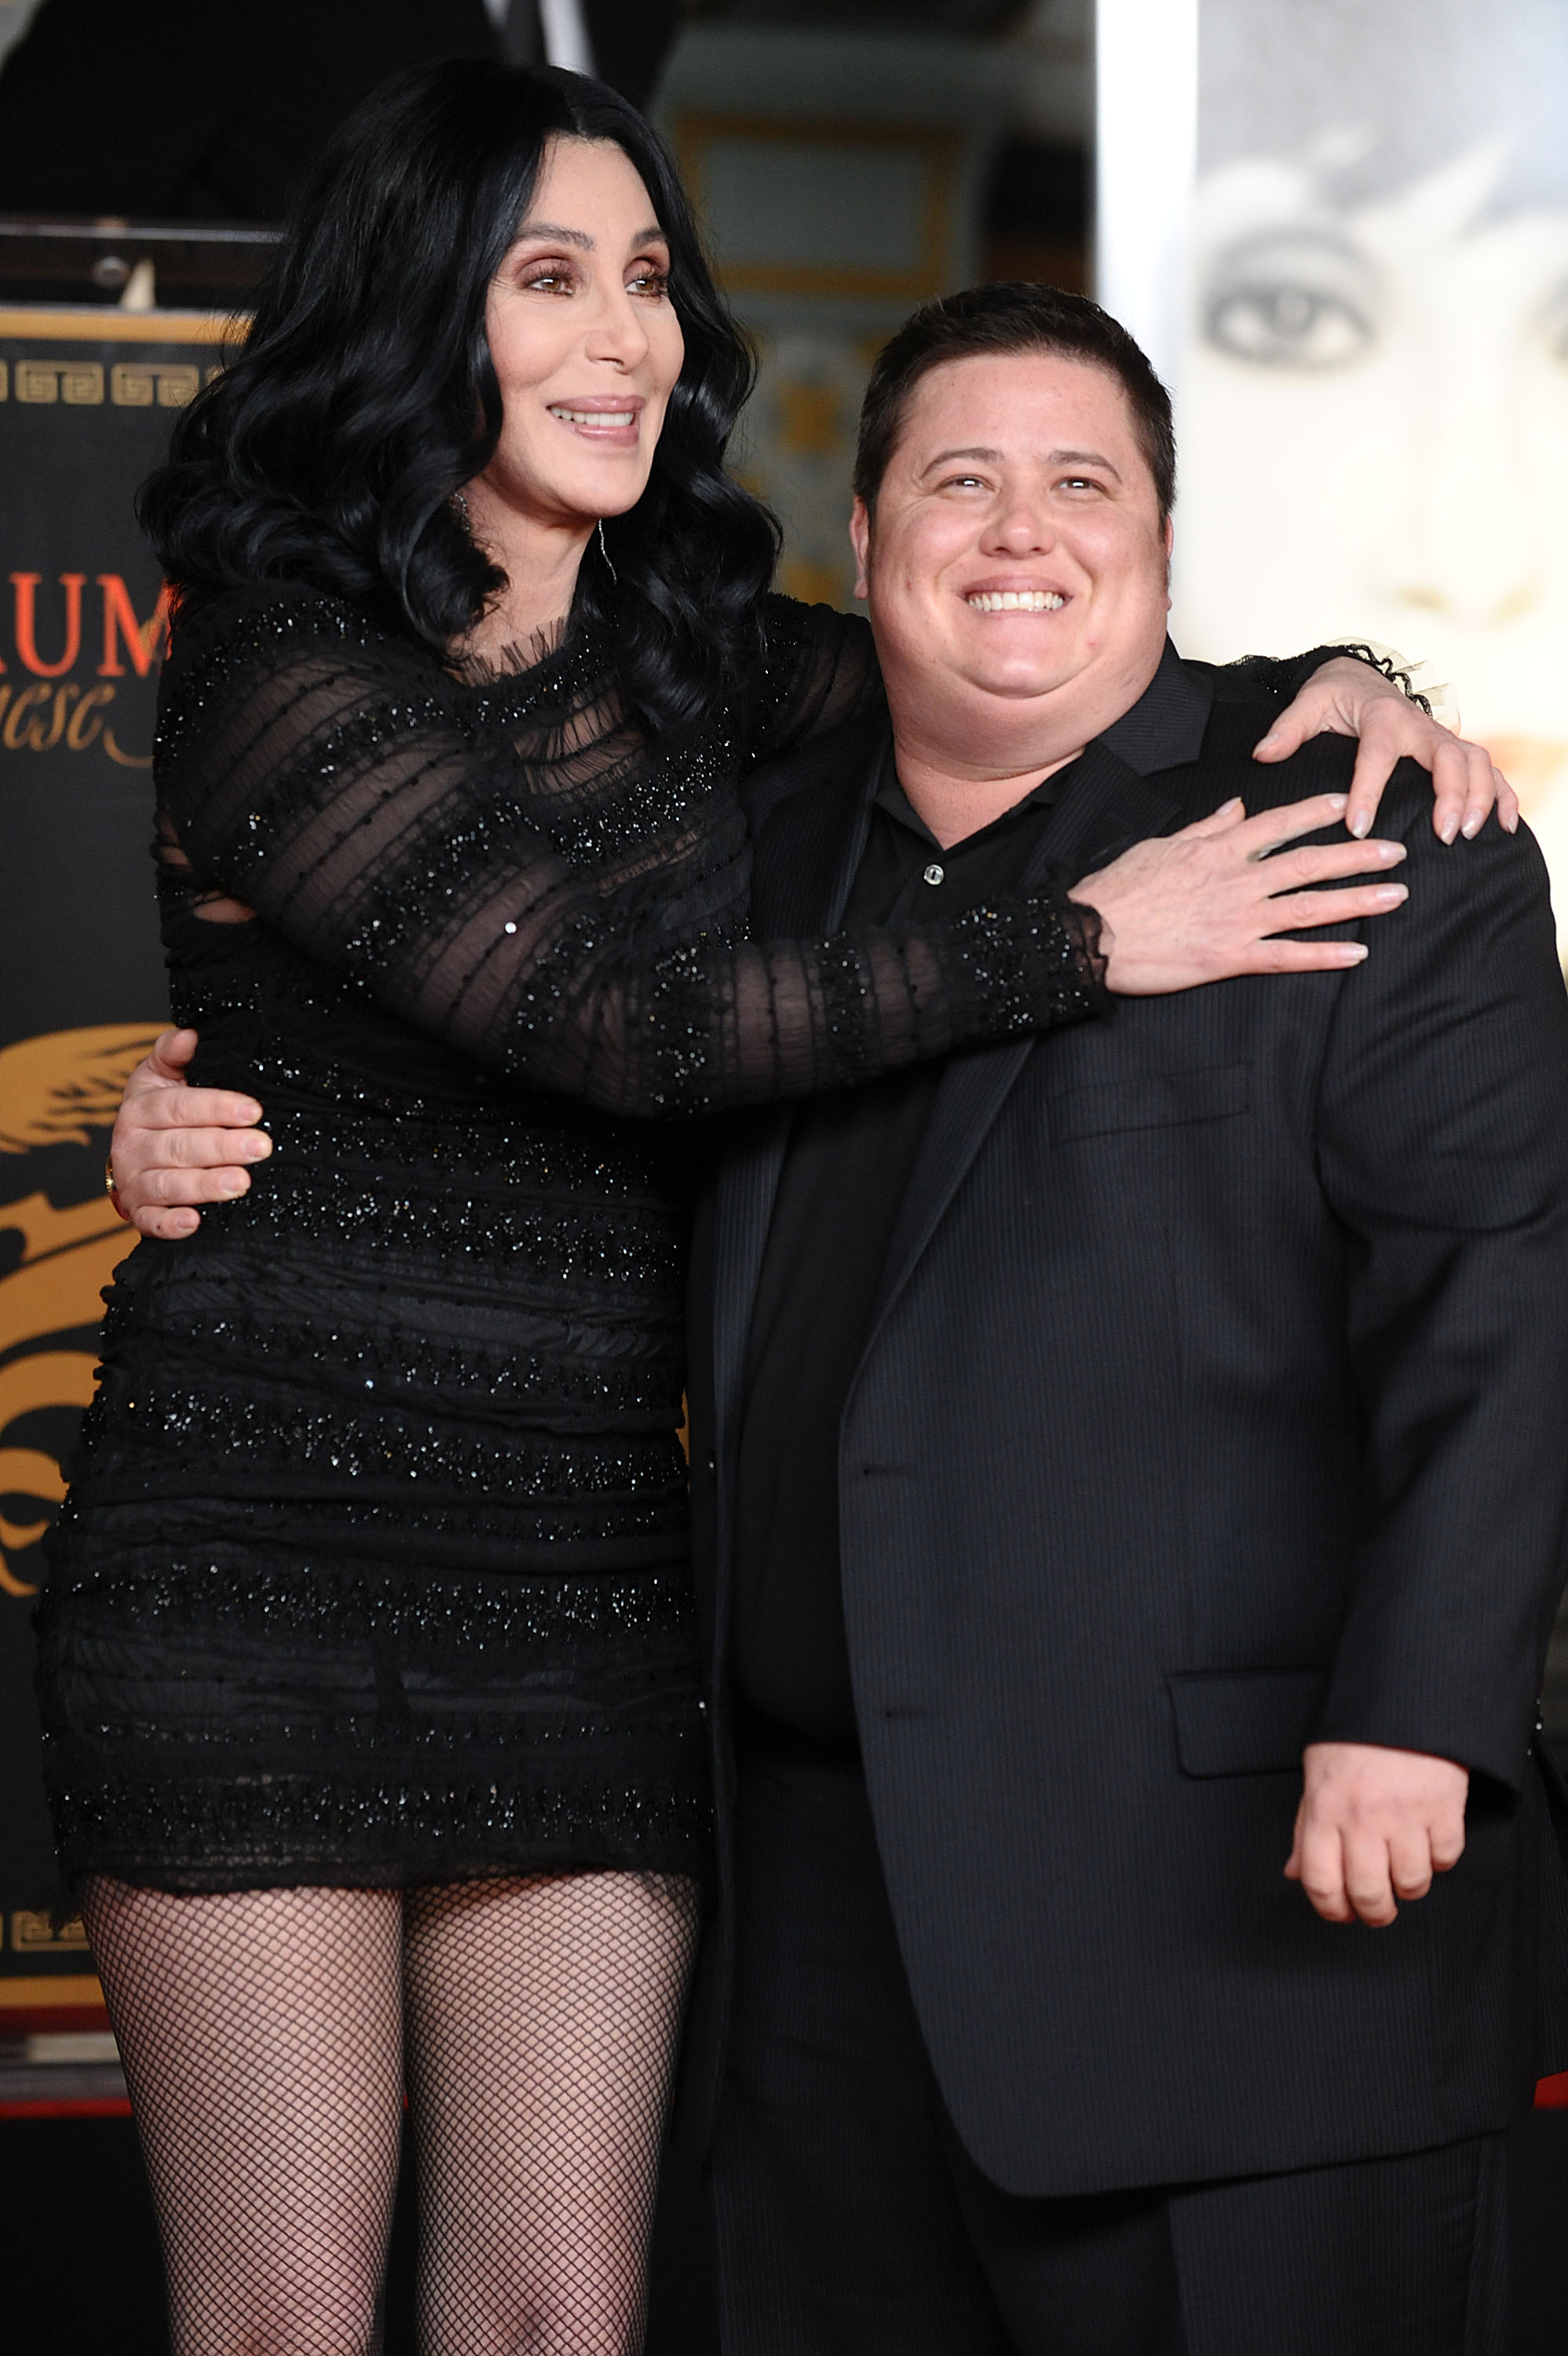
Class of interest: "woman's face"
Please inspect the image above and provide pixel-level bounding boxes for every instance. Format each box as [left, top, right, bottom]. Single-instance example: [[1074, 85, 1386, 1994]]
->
[[477, 135, 685, 531], [1175, 145, 1568, 920]]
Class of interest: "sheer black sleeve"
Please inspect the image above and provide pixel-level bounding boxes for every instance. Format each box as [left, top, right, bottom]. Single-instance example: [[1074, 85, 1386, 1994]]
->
[[744, 595, 886, 762], [1210, 643, 1434, 715], [155, 591, 1104, 1120]]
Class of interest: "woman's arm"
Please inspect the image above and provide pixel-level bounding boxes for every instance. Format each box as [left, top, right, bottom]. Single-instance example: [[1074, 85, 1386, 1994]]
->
[[113, 781, 1405, 1237], [158, 594, 1106, 1120], [1245, 647, 1517, 843], [755, 599, 1519, 840]]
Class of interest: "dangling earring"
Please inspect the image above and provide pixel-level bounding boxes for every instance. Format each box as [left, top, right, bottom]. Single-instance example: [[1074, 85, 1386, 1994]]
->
[[451, 489, 470, 529], [598, 518, 618, 582]]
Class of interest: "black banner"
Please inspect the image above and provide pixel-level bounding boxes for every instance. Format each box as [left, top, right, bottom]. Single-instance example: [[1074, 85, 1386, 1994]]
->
[[0, 305, 232, 2014]]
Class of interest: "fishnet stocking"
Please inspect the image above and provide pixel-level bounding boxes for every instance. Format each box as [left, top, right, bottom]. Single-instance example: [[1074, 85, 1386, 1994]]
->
[[82, 1879, 404, 2355], [405, 1875, 700, 2355], [80, 1871, 700, 2356]]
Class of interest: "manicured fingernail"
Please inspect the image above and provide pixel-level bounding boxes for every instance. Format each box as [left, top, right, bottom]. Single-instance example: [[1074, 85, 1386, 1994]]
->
[[1348, 811, 1370, 840], [1338, 942, 1369, 962], [1326, 794, 1347, 808], [1374, 884, 1408, 905], [1375, 840, 1406, 862], [1255, 732, 1279, 751], [1438, 814, 1459, 843], [1461, 811, 1482, 838], [242, 1137, 271, 1159]]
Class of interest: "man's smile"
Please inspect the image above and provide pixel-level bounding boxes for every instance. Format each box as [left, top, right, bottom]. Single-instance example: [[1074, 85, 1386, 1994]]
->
[[965, 588, 1068, 613]]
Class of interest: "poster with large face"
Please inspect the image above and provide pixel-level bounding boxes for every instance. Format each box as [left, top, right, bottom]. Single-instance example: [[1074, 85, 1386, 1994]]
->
[[1171, 0, 1568, 931]]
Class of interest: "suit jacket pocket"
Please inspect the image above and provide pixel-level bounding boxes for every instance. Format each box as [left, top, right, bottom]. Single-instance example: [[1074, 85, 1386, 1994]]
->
[[1168, 1666, 1326, 1777], [1048, 1062, 1250, 1146]]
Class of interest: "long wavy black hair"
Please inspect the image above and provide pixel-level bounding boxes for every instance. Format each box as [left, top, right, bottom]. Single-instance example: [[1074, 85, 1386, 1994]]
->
[[139, 60, 780, 744]]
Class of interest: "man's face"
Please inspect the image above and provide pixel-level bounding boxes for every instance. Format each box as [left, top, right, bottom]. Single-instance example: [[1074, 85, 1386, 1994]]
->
[[850, 351, 1174, 766]]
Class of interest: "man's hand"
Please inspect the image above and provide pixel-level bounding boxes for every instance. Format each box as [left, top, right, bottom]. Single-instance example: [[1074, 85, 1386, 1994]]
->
[[1073, 792, 1408, 994], [109, 1027, 271, 1239], [1285, 1742, 1469, 1927], [1253, 657, 1518, 846]]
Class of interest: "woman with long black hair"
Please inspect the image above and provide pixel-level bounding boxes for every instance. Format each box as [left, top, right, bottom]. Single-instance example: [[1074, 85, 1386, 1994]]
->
[[39, 58, 1491, 2356]]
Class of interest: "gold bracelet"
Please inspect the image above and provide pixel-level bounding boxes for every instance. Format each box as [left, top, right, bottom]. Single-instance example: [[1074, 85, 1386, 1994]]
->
[[105, 1155, 132, 1222]]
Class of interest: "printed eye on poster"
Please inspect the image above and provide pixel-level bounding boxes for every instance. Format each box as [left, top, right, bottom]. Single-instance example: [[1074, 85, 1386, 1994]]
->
[[0, 301, 236, 2025], [1099, 0, 1568, 949]]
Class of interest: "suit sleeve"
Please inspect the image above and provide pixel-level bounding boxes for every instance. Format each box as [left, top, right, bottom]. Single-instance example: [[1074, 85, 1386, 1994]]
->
[[1311, 770, 1568, 1787]]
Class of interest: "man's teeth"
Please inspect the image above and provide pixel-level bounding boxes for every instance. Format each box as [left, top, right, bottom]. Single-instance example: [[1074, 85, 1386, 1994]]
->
[[550, 406, 635, 426], [967, 590, 1066, 613]]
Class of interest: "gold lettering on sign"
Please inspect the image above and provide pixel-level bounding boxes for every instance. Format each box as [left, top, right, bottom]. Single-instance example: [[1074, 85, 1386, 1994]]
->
[[13, 360, 104, 404], [65, 682, 114, 750], [68, 683, 115, 744], [0, 360, 8, 400], [109, 362, 200, 408], [0, 680, 120, 752], [2, 682, 49, 748]]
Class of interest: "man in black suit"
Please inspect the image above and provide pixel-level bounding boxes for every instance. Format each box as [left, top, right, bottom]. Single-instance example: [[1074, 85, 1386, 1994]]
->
[[0, 0, 679, 220], [680, 284, 1568, 2354]]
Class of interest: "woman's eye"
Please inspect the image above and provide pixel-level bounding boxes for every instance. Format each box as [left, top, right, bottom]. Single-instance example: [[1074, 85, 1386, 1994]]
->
[[1206, 281, 1372, 371], [521, 264, 576, 294], [627, 267, 670, 298]]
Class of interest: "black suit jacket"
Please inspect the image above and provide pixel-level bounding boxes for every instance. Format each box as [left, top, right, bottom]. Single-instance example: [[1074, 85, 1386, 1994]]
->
[[0, 0, 680, 220], [684, 649, 1568, 2197]]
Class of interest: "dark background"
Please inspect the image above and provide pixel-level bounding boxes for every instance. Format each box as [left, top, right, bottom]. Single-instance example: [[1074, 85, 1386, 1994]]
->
[[0, 0, 1559, 2347]]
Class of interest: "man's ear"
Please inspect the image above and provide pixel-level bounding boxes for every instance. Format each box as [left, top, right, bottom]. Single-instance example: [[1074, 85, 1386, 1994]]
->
[[1163, 513, 1175, 610], [849, 496, 872, 602]]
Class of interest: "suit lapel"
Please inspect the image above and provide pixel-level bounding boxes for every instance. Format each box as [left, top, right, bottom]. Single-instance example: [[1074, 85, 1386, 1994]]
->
[[711, 730, 887, 1464], [862, 741, 1185, 1356]]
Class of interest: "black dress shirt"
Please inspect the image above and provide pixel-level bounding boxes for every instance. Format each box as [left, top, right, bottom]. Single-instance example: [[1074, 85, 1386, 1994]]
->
[[729, 644, 1212, 1756]]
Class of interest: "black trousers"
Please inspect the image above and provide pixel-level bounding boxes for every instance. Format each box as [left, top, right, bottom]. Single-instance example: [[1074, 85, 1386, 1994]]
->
[[711, 1746, 1509, 2356]]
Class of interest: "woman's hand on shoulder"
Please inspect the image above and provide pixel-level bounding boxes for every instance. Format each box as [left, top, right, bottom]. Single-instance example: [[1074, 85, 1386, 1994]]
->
[[109, 1029, 271, 1239], [1071, 795, 1408, 996], [1252, 656, 1517, 846]]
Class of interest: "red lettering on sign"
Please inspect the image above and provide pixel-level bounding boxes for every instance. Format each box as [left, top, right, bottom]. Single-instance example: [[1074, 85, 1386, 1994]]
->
[[9, 573, 86, 677], [97, 576, 171, 678]]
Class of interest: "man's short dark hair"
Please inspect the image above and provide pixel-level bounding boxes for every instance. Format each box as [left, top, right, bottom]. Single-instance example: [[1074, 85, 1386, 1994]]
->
[[853, 282, 1176, 523]]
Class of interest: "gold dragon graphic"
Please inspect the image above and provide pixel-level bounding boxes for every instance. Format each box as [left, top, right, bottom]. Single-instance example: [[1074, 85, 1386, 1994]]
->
[[0, 1023, 161, 1597]]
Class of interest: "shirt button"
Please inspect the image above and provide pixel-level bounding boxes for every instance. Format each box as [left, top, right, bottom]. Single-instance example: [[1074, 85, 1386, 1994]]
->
[[923, 862, 945, 886]]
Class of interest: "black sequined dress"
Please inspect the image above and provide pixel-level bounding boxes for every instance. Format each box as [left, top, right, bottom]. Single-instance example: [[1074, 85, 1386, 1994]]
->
[[35, 584, 1104, 1893]]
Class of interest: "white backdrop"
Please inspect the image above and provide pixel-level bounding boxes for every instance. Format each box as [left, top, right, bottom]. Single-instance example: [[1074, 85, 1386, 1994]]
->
[[1098, 0, 1568, 946]]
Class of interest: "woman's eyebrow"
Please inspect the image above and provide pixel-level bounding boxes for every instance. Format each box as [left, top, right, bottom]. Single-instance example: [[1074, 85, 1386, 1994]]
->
[[510, 223, 667, 253], [514, 221, 595, 250]]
